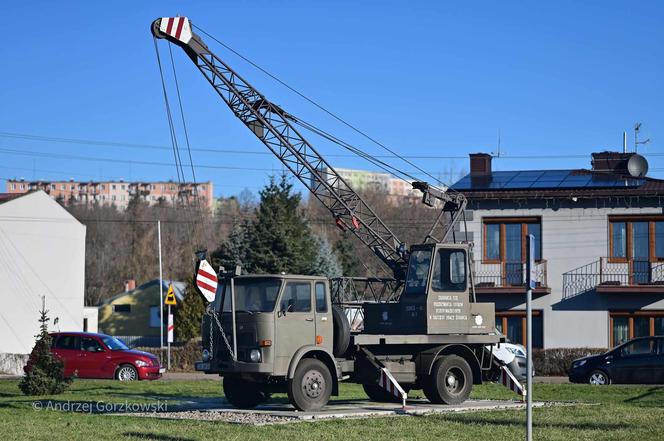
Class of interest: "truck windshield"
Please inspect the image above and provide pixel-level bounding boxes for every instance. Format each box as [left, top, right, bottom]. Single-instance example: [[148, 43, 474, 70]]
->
[[404, 249, 432, 295], [222, 278, 282, 313]]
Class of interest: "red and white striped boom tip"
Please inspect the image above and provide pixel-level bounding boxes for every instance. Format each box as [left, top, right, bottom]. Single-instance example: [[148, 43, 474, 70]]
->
[[157, 17, 192, 44]]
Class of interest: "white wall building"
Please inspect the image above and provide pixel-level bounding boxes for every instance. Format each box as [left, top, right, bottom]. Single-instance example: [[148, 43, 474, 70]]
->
[[452, 152, 664, 349], [0, 191, 86, 361]]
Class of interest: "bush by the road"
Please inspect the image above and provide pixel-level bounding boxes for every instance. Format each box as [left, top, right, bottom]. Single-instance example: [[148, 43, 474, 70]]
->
[[136, 338, 202, 372], [533, 347, 606, 376]]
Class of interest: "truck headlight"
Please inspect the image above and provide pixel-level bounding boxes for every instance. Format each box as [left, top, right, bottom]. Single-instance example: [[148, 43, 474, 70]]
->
[[202, 349, 211, 361], [249, 349, 261, 363]]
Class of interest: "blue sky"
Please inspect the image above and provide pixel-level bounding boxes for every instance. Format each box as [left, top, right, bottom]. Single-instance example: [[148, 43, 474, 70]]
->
[[1, 1, 663, 197]]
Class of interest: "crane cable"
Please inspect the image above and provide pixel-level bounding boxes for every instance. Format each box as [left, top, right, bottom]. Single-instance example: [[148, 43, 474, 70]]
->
[[192, 24, 458, 194], [167, 43, 198, 186], [152, 36, 186, 187]]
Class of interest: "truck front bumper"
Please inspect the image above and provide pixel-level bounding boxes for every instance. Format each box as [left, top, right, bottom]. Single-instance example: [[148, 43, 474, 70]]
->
[[195, 360, 275, 374]]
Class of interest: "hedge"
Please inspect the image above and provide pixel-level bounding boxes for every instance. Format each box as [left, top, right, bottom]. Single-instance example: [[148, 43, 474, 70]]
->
[[532, 347, 607, 376], [135, 338, 202, 372]]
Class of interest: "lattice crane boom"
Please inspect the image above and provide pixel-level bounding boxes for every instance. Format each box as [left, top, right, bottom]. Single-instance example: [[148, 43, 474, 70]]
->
[[152, 17, 412, 278]]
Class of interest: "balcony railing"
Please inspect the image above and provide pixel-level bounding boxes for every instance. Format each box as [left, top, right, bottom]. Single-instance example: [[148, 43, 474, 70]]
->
[[563, 257, 664, 299], [474, 260, 548, 292]]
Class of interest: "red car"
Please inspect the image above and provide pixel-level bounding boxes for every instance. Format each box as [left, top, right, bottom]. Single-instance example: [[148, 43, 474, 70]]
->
[[25, 332, 164, 381]]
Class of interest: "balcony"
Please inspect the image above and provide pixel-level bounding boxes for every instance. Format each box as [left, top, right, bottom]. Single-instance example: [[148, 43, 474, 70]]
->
[[563, 257, 664, 299], [474, 260, 550, 295]]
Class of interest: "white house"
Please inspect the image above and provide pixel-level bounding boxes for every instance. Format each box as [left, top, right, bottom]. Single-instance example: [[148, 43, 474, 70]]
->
[[0, 191, 86, 371], [452, 152, 664, 349]]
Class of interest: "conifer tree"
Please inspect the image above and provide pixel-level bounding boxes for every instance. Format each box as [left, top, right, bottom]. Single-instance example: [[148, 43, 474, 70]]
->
[[312, 235, 343, 278], [334, 234, 362, 277], [174, 278, 206, 342], [19, 303, 72, 395], [245, 175, 317, 274]]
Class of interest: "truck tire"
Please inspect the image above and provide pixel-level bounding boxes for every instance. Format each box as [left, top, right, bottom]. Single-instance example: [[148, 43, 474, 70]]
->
[[332, 305, 350, 357], [223, 376, 267, 409], [287, 358, 332, 411], [423, 355, 473, 405], [362, 382, 410, 403]]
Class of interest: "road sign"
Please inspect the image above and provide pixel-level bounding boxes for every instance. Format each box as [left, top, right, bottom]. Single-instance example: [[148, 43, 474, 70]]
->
[[164, 284, 177, 306], [196, 259, 218, 302], [167, 313, 174, 343]]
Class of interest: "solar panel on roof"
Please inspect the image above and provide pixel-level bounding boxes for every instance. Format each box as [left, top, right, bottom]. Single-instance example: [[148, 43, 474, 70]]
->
[[450, 169, 647, 191]]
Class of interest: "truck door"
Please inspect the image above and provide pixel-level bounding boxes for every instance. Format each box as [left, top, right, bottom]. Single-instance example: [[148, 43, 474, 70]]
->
[[275, 281, 315, 373], [314, 281, 333, 351]]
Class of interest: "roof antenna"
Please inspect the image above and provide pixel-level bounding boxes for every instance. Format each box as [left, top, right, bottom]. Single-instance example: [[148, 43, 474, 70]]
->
[[634, 122, 651, 153], [492, 128, 502, 157]]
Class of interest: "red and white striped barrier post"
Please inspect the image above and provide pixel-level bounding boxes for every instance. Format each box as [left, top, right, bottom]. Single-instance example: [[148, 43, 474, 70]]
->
[[378, 367, 408, 408], [499, 365, 526, 400]]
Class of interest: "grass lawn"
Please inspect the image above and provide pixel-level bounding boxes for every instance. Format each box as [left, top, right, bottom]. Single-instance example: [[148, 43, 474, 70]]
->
[[0, 378, 662, 440]]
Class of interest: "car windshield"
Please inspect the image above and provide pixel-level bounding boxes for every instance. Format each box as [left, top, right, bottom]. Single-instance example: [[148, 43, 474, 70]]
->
[[222, 278, 282, 313], [101, 335, 129, 351]]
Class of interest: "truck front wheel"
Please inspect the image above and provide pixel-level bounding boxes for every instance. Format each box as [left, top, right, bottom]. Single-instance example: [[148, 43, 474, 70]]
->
[[423, 355, 473, 405], [288, 358, 332, 411], [223, 376, 267, 409]]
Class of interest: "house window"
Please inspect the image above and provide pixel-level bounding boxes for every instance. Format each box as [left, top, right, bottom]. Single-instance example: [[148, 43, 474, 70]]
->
[[149, 306, 161, 328], [60, 184, 65, 190], [483, 218, 541, 286], [50, 184, 56, 190], [483, 218, 542, 263], [610, 311, 664, 347], [495, 311, 543, 348], [609, 216, 664, 262], [113, 304, 131, 313]]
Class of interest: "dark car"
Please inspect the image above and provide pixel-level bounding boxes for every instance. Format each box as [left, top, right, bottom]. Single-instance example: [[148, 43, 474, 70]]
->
[[569, 336, 664, 385], [25, 332, 164, 381]]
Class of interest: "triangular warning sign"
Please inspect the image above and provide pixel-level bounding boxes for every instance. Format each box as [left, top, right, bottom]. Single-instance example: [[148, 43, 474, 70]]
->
[[164, 284, 177, 306]]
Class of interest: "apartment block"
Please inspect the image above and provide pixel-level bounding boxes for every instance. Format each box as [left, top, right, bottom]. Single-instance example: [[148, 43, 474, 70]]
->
[[5, 179, 214, 211]]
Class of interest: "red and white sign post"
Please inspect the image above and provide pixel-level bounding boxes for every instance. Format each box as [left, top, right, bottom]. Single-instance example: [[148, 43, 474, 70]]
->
[[196, 260, 218, 302], [167, 312, 174, 369]]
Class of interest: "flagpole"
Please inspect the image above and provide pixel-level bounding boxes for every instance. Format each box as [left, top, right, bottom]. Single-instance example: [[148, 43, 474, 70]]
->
[[158, 221, 164, 349]]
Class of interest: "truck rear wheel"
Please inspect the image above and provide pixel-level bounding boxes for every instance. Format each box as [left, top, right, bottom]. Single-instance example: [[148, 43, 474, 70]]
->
[[423, 355, 473, 405], [223, 376, 268, 409], [288, 358, 332, 411]]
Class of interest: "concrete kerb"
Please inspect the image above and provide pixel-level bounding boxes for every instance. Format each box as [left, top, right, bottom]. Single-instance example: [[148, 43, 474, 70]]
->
[[117, 399, 578, 426]]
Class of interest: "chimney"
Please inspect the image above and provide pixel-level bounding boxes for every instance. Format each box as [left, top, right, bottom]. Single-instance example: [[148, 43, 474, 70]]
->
[[469, 153, 492, 177], [124, 279, 136, 292], [591, 151, 634, 174]]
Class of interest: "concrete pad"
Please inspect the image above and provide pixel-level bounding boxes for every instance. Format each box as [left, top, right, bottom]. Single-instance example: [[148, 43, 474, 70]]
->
[[123, 398, 553, 426]]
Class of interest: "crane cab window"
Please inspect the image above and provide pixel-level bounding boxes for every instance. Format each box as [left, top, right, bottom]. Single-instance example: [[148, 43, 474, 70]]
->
[[431, 249, 467, 292], [405, 249, 433, 295]]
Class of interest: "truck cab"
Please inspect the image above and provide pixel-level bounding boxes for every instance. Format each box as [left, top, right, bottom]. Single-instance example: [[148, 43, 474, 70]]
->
[[198, 274, 339, 411]]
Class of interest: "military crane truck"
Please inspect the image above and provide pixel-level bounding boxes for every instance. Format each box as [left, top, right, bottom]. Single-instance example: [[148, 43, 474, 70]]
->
[[152, 16, 508, 411]]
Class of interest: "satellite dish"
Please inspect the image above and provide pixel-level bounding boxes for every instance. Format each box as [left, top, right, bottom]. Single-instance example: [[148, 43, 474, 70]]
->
[[627, 154, 648, 178]]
